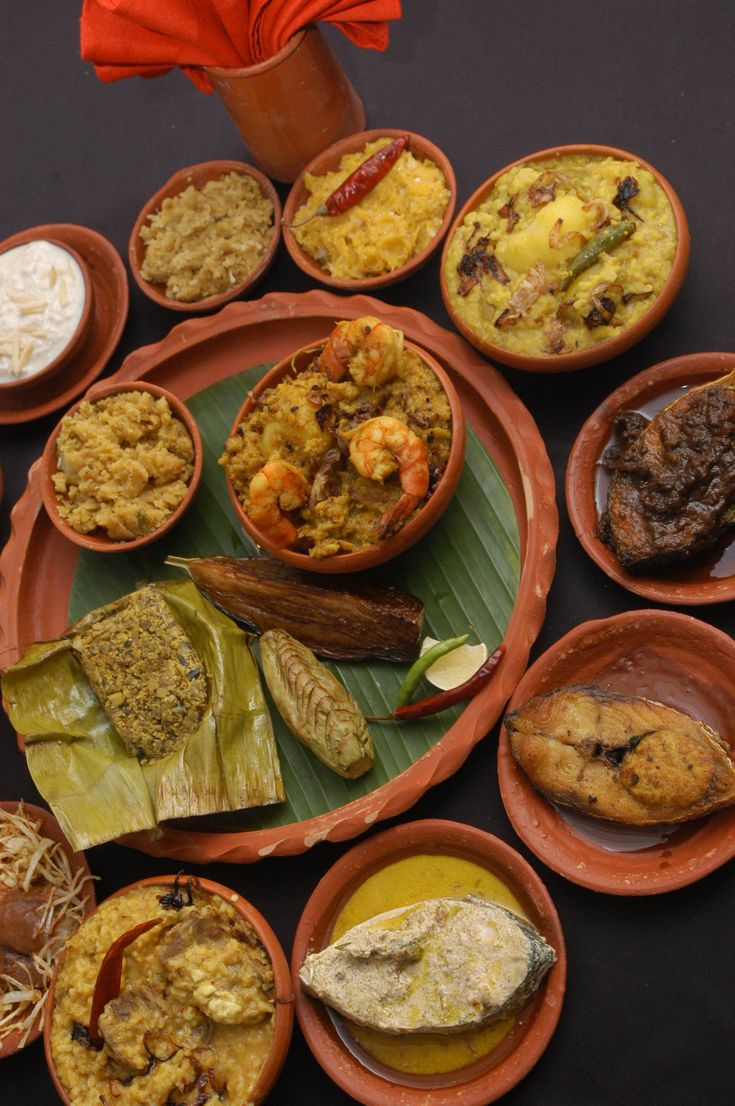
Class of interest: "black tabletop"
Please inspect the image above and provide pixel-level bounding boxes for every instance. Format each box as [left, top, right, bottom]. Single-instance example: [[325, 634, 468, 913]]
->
[[2, 3, 734, 1104]]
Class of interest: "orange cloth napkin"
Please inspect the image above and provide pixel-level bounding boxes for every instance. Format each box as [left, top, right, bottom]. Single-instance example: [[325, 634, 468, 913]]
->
[[81, 0, 402, 92]]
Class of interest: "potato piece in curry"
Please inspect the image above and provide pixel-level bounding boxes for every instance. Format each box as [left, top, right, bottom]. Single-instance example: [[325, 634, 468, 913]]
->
[[443, 153, 677, 356]]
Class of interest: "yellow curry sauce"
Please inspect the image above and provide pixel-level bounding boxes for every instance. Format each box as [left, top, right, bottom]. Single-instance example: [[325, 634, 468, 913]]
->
[[443, 153, 677, 356], [50, 884, 274, 1106], [330, 853, 525, 1076]]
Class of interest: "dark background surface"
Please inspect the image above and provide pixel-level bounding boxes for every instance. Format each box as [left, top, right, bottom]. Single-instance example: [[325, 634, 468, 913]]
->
[[1, 3, 734, 1104]]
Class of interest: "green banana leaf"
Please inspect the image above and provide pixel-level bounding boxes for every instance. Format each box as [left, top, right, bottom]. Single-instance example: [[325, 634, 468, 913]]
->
[[1, 580, 284, 851], [63, 364, 520, 834]]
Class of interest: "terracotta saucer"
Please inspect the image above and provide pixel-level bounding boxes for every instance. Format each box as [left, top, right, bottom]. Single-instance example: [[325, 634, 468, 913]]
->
[[43, 874, 293, 1104], [224, 335, 466, 573], [282, 129, 457, 291], [0, 800, 96, 1058], [440, 143, 689, 373], [0, 224, 129, 426], [566, 351, 735, 604], [498, 610, 735, 895], [292, 819, 566, 1106]]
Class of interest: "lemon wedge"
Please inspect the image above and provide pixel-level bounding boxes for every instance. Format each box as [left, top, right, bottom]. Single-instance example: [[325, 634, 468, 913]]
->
[[419, 636, 488, 691]]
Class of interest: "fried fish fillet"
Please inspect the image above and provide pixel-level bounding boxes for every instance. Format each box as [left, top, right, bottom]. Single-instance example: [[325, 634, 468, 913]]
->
[[600, 370, 735, 572], [299, 896, 555, 1035], [505, 685, 735, 824]]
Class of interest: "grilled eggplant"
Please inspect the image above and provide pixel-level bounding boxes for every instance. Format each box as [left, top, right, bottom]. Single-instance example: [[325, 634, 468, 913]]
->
[[259, 629, 373, 779], [299, 896, 555, 1035], [505, 685, 735, 824], [166, 555, 424, 662], [600, 370, 735, 572]]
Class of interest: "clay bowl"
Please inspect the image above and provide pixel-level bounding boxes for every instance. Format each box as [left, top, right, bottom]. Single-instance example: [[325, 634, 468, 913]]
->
[[566, 351, 735, 604], [129, 160, 282, 312], [44, 874, 293, 1105], [224, 335, 466, 573], [40, 379, 203, 553], [0, 234, 94, 394], [498, 610, 735, 895], [0, 800, 96, 1059], [292, 819, 566, 1106], [282, 129, 457, 291], [440, 142, 690, 373]]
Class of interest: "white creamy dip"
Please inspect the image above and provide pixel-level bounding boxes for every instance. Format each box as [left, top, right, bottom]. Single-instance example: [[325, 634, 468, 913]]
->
[[0, 240, 86, 384]]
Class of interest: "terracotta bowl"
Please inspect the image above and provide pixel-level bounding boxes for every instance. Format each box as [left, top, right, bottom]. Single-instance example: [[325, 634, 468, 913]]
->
[[224, 335, 466, 573], [282, 129, 457, 291], [40, 379, 203, 553], [498, 610, 735, 895], [0, 234, 94, 394], [0, 800, 96, 1059], [129, 160, 282, 312], [566, 350, 735, 604], [440, 142, 690, 373], [43, 874, 293, 1105], [292, 819, 566, 1106]]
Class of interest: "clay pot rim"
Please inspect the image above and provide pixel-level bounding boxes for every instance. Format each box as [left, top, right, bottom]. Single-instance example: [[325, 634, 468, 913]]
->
[[224, 332, 467, 573], [0, 800, 96, 1060], [291, 818, 566, 1106], [282, 129, 458, 291], [206, 28, 307, 77], [439, 141, 690, 373], [565, 350, 735, 604], [40, 378, 204, 553], [0, 235, 95, 394], [128, 159, 282, 313], [498, 609, 735, 894], [43, 873, 294, 1106]]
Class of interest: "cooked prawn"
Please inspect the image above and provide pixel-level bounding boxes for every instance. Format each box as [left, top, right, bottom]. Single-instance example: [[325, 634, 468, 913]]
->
[[318, 316, 404, 387], [345, 416, 429, 536], [247, 460, 310, 548]]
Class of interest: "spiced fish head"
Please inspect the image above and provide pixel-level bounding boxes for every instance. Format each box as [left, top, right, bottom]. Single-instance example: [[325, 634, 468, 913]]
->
[[505, 685, 735, 825], [299, 897, 555, 1035]]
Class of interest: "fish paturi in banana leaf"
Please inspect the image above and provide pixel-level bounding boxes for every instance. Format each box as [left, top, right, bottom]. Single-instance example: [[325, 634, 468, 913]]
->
[[1, 582, 284, 851]]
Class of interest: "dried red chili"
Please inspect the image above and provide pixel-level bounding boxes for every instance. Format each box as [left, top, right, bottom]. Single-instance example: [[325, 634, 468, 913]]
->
[[283, 136, 410, 228], [86, 918, 164, 1047]]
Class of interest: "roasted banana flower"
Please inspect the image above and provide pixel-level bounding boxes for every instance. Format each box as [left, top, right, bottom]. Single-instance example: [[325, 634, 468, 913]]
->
[[259, 629, 373, 779]]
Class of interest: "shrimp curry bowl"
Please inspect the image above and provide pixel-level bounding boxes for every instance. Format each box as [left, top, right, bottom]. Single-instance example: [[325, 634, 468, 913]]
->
[[220, 317, 465, 572]]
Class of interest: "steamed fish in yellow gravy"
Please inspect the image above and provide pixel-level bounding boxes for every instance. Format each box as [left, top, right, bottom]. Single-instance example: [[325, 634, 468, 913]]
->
[[51, 882, 275, 1106]]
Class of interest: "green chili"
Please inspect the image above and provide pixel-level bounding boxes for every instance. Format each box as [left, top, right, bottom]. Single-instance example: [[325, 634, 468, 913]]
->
[[396, 634, 469, 708], [559, 220, 636, 292]]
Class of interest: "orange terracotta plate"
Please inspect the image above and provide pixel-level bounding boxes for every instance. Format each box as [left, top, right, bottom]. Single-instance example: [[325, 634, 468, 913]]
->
[[292, 820, 566, 1106], [498, 609, 735, 894], [0, 225, 129, 425], [0, 291, 557, 864], [566, 351, 735, 604]]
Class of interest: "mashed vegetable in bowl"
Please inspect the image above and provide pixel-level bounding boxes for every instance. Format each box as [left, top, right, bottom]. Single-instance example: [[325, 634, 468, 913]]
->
[[291, 139, 451, 281], [443, 152, 678, 358]]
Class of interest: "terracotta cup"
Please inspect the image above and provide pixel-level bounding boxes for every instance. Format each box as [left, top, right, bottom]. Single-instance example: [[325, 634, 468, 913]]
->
[[206, 27, 366, 183]]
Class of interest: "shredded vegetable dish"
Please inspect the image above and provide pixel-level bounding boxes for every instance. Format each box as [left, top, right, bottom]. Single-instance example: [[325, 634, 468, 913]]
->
[[0, 803, 94, 1048]]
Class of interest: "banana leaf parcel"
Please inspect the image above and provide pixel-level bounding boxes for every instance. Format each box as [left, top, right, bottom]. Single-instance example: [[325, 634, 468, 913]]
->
[[1, 580, 284, 851]]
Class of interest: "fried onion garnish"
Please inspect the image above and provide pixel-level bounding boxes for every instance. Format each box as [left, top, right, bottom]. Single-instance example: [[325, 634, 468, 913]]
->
[[456, 222, 509, 295]]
